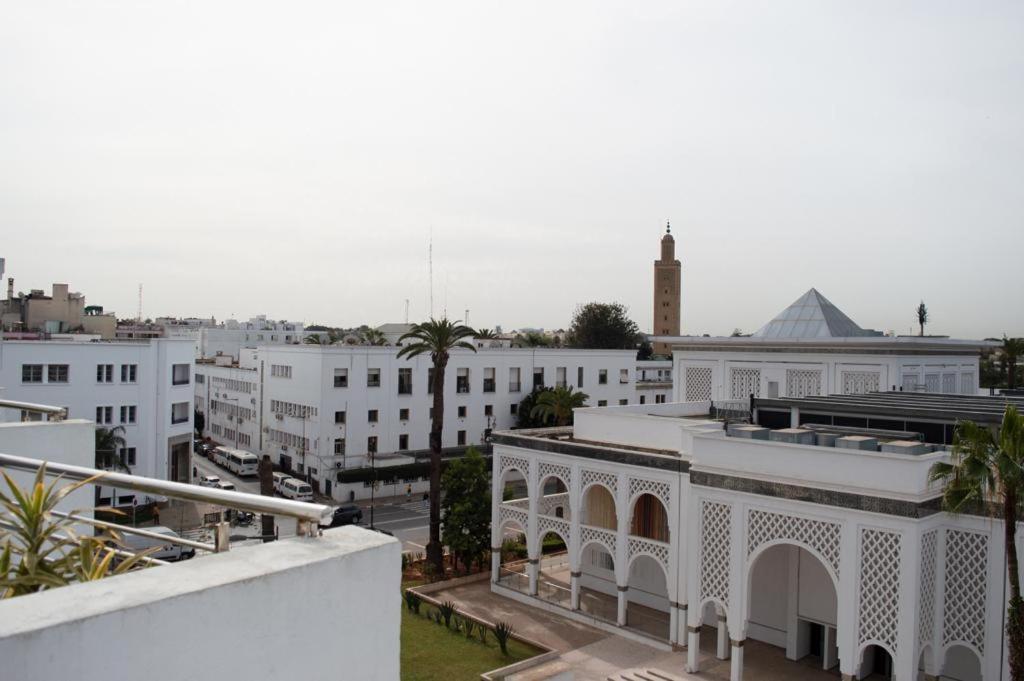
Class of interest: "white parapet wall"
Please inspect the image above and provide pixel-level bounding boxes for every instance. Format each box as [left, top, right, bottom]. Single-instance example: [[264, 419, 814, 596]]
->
[[0, 526, 401, 681]]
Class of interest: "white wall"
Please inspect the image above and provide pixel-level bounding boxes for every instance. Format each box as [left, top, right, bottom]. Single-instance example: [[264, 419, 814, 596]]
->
[[0, 526, 401, 681], [0, 418, 95, 519]]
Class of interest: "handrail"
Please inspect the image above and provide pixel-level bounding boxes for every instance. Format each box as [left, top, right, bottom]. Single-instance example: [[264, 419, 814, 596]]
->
[[0, 453, 333, 527], [0, 520, 170, 566], [51, 511, 216, 553], [0, 399, 66, 420]]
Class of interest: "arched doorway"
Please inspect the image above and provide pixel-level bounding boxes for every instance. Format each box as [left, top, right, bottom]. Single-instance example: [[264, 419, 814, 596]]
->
[[626, 554, 670, 639], [538, 474, 570, 520], [941, 644, 982, 681], [577, 541, 617, 622], [495, 465, 530, 592], [581, 484, 617, 530], [630, 493, 669, 541], [535, 529, 571, 606], [859, 644, 894, 680], [746, 543, 839, 672]]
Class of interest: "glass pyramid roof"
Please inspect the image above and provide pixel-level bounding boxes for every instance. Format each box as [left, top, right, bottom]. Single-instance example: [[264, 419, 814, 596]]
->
[[752, 289, 870, 338]]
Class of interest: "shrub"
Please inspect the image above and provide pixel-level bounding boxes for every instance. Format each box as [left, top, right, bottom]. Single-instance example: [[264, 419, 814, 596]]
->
[[463, 617, 475, 638], [477, 626, 488, 644], [494, 621, 514, 656], [438, 600, 456, 628], [404, 590, 422, 614]]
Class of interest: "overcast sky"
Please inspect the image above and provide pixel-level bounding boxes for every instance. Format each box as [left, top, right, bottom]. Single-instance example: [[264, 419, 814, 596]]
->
[[1, 2, 1021, 338]]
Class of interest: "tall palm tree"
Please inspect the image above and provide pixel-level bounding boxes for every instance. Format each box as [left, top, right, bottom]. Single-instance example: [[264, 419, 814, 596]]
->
[[304, 333, 335, 345], [1003, 336, 1024, 390], [529, 386, 589, 427], [94, 426, 128, 471], [929, 405, 1024, 679], [361, 328, 389, 346], [475, 328, 498, 339], [397, 318, 476, 574], [917, 301, 929, 336]]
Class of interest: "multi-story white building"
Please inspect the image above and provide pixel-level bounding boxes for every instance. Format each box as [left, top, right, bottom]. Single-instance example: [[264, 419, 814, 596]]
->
[[0, 338, 195, 502], [636, 359, 672, 405], [661, 289, 988, 404], [490, 387, 1014, 681], [195, 345, 642, 501]]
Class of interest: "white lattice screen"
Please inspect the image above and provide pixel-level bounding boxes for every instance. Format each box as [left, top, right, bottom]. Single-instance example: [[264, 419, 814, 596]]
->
[[629, 477, 671, 509], [842, 371, 880, 395], [580, 524, 617, 557], [629, 536, 670, 570], [942, 373, 957, 393], [960, 373, 975, 395], [730, 368, 761, 400], [925, 374, 940, 393], [918, 530, 938, 648], [582, 469, 617, 496], [537, 515, 570, 545], [858, 528, 902, 652], [538, 461, 570, 489], [699, 500, 732, 608], [746, 509, 841, 577], [943, 530, 988, 652], [786, 369, 823, 398], [685, 366, 713, 401], [499, 455, 529, 479]]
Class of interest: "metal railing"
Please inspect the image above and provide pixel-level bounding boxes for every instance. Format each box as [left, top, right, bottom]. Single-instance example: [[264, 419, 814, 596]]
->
[[0, 398, 66, 421], [0, 453, 334, 556]]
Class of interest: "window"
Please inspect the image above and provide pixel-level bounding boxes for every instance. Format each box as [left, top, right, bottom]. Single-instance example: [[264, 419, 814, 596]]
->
[[458, 406, 467, 418], [599, 369, 608, 385], [532, 368, 544, 389], [271, 364, 292, 378], [121, 364, 137, 383], [172, 363, 190, 385], [483, 367, 495, 393], [457, 430, 466, 446], [368, 409, 378, 423], [195, 373, 205, 384], [333, 368, 348, 388], [96, 364, 113, 383], [577, 366, 584, 388], [429, 407, 434, 419], [367, 368, 381, 387], [334, 410, 346, 424], [484, 404, 493, 416], [597, 400, 607, 407], [619, 368, 629, 384], [510, 403, 518, 415], [399, 434, 409, 451], [367, 436, 378, 454], [399, 408, 409, 421], [655, 394, 667, 404], [120, 405, 137, 424], [119, 447, 137, 467], [619, 399, 628, 406], [46, 364, 69, 383], [556, 367, 567, 388], [334, 438, 346, 455], [639, 395, 647, 405], [95, 406, 113, 424], [171, 402, 189, 424], [509, 367, 521, 393], [456, 368, 470, 394], [398, 368, 413, 394], [22, 364, 43, 383]]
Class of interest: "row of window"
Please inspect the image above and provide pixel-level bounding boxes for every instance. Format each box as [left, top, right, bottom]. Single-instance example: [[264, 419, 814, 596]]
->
[[20, 363, 189, 385], [210, 376, 254, 394], [333, 403, 501, 426], [269, 399, 318, 419], [210, 399, 254, 420], [271, 364, 293, 378], [267, 428, 310, 450], [328, 366, 630, 394], [334, 429, 472, 456], [220, 428, 252, 447], [94, 405, 137, 424]]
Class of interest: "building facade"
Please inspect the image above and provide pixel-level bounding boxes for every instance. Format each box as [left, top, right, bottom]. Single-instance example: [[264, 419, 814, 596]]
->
[[653, 223, 681, 356], [0, 338, 196, 500], [2, 282, 116, 338]]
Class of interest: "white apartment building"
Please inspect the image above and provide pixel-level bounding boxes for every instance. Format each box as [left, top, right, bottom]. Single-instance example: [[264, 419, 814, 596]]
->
[[636, 359, 672, 405], [661, 289, 988, 404], [196, 345, 641, 501], [0, 338, 195, 501]]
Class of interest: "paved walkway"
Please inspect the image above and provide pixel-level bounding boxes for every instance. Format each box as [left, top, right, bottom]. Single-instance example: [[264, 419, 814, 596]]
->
[[429, 579, 843, 681]]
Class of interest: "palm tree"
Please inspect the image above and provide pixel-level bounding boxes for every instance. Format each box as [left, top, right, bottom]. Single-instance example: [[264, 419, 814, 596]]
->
[[514, 331, 550, 348], [94, 426, 129, 471], [529, 386, 589, 427], [917, 301, 929, 336], [397, 318, 476, 575], [303, 333, 332, 345], [1003, 336, 1024, 390], [361, 328, 389, 346], [929, 405, 1024, 679], [475, 328, 498, 339]]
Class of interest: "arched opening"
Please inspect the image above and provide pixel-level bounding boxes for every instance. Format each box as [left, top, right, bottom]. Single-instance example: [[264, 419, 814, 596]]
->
[[535, 530, 571, 607], [581, 484, 617, 530], [577, 541, 617, 622], [538, 475, 570, 520], [499, 467, 529, 505], [625, 554, 670, 639], [859, 644, 894, 680], [495, 518, 529, 592], [629, 493, 669, 542], [746, 543, 839, 673], [941, 644, 982, 681]]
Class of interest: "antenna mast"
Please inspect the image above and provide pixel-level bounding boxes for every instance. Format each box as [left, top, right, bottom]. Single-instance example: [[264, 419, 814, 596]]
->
[[428, 229, 434, 319], [137, 284, 143, 324], [405, 299, 410, 324]]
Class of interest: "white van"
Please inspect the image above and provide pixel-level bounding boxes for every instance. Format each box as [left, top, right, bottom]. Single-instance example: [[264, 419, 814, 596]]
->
[[122, 526, 195, 562], [280, 478, 313, 502], [272, 472, 289, 494], [225, 449, 258, 477]]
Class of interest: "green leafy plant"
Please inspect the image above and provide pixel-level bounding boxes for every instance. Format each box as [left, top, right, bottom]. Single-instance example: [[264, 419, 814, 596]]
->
[[463, 617, 475, 638], [494, 621, 514, 656], [438, 599, 456, 628], [477, 626, 488, 644]]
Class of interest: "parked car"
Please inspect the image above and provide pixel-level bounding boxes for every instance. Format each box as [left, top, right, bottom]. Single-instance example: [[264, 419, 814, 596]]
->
[[198, 475, 221, 488], [120, 526, 195, 562], [216, 481, 236, 491], [322, 504, 363, 528]]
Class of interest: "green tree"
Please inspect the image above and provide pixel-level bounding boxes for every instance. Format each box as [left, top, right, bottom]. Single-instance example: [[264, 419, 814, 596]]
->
[[440, 447, 491, 573], [515, 386, 553, 428], [529, 386, 589, 427], [361, 328, 389, 346], [566, 302, 641, 349], [1003, 336, 1024, 390], [636, 340, 653, 361], [397, 318, 476, 575], [304, 332, 338, 345], [917, 301, 929, 337], [929, 405, 1024, 679], [95, 426, 128, 471], [475, 328, 498, 339], [513, 331, 550, 348], [193, 409, 205, 438]]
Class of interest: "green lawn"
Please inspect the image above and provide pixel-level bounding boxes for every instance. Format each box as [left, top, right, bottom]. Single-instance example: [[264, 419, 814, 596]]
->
[[401, 602, 541, 681]]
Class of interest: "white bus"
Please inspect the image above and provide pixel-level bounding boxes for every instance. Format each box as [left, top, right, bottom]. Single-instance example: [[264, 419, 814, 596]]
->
[[214, 446, 258, 477], [280, 477, 313, 502]]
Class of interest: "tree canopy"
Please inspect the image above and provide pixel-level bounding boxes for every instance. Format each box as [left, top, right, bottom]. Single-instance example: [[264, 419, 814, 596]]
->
[[440, 446, 491, 572], [566, 302, 641, 349]]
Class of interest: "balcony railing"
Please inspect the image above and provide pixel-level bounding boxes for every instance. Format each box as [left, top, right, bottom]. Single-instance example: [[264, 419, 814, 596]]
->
[[0, 398, 67, 421]]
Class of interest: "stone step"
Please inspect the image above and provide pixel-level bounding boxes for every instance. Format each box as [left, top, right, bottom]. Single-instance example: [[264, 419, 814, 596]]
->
[[607, 668, 688, 681]]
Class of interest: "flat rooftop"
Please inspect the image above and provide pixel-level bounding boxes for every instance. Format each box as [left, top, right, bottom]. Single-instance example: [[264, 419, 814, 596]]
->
[[756, 391, 1024, 424]]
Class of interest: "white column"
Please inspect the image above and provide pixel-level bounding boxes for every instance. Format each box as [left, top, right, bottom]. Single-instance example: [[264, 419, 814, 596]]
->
[[490, 451, 502, 584], [893, 529, 920, 681], [490, 546, 501, 584], [790, 406, 800, 428], [526, 457, 539, 596], [927, 528, 947, 680], [785, 545, 800, 660], [729, 640, 744, 681], [716, 608, 730, 660], [685, 494, 703, 674], [836, 522, 859, 680], [528, 558, 539, 596], [617, 585, 628, 626], [673, 477, 688, 647], [615, 471, 630, 626], [570, 570, 581, 610], [569, 463, 582, 609], [669, 604, 679, 645]]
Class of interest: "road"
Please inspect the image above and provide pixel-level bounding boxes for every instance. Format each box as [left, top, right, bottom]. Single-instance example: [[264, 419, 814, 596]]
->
[[190, 452, 428, 551]]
